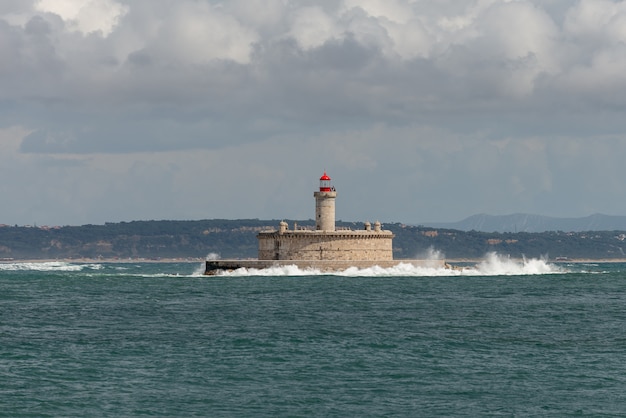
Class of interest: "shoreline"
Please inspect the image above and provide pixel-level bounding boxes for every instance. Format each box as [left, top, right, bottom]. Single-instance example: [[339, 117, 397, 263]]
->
[[445, 258, 626, 264], [3, 257, 626, 264], [0, 257, 204, 264]]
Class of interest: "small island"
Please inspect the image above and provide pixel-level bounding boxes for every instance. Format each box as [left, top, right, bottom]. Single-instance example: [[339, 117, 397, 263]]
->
[[205, 172, 446, 274]]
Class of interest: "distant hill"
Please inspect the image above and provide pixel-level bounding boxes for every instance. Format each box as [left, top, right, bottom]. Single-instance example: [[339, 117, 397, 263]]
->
[[2, 219, 626, 260], [423, 213, 626, 233]]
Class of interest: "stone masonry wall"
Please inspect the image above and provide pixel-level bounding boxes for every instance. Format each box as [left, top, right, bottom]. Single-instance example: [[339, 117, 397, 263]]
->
[[258, 231, 394, 261]]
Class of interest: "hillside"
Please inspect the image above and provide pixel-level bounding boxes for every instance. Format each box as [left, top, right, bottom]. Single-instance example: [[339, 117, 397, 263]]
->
[[2, 220, 626, 261]]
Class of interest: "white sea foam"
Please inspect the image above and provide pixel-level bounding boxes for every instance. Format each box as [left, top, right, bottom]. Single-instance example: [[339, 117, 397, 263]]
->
[[469, 252, 563, 276], [213, 252, 565, 277], [0, 261, 103, 272], [223, 265, 325, 277], [192, 263, 209, 276]]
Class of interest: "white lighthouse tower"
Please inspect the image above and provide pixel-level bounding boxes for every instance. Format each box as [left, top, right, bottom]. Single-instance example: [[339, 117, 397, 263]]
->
[[314, 171, 337, 231]]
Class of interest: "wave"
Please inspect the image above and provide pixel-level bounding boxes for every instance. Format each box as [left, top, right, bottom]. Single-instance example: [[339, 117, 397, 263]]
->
[[0, 254, 565, 277], [0, 261, 103, 272], [469, 252, 564, 276], [214, 253, 565, 277]]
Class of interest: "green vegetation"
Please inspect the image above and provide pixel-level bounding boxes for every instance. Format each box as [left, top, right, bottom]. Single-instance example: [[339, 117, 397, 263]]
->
[[1, 220, 626, 260]]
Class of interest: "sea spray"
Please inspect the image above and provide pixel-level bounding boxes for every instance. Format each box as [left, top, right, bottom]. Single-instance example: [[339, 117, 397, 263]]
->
[[0, 261, 103, 272], [416, 246, 445, 261], [472, 252, 562, 276], [213, 252, 565, 277]]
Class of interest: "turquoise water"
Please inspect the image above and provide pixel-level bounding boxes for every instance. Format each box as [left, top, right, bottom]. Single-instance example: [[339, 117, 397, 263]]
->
[[2, 259, 626, 416]]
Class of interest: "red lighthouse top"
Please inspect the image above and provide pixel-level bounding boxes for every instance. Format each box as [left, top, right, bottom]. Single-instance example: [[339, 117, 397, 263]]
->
[[319, 171, 332, 192]]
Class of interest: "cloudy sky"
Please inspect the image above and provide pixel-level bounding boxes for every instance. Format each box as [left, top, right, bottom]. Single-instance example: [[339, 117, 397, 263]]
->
[[2, 0, 626, 226]]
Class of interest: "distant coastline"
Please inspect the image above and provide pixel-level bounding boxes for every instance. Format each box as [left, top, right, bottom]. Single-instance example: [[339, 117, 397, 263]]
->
[[3, 219, 626, 261], [3, 257, 626, 265], [0, 257, 204, 264], [446, 258, 626, 264]]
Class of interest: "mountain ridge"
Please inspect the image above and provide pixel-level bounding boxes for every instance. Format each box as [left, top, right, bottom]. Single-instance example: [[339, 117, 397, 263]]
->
[[423, 213, 626, 233]]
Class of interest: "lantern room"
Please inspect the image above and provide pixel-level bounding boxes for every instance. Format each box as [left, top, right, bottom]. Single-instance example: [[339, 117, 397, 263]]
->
[[319, 171, 332, 192]]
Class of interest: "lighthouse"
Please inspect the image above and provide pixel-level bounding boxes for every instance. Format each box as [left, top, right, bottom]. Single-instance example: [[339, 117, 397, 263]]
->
[[206, 169, 448, 275], [314, 171, 337, 231]]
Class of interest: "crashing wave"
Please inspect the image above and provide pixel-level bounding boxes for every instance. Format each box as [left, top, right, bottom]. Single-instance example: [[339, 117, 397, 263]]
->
[[211, 252, 564, 277]]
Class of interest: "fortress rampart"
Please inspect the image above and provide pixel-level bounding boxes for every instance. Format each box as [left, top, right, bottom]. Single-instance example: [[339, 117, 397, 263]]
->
[[256, 172, 395, 262], [258, 229, 394, 261], [205, 171, 443, 274]]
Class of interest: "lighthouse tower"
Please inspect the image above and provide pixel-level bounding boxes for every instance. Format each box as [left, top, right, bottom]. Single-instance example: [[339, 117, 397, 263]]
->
[[314, 171, 337, 231]]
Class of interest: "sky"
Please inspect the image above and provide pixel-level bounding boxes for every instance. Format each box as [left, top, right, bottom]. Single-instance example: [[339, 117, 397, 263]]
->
[[2, 0, 626, 226]]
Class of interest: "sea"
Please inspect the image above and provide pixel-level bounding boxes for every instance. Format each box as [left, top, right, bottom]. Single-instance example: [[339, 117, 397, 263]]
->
[[2, 255, 626, 416]]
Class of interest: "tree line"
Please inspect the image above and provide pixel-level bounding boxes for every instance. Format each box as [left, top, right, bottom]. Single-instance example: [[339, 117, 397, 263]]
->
[[1, 219, 625, 260]]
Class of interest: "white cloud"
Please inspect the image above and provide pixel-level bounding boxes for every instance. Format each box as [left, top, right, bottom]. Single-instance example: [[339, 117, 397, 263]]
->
[[35, 0, 128, 37], [478, 2, 559, 66], [339, 0, 432, 59], [3, 0, 626, 224], [342, 0, 414, 24], [288, 6, 340, 49], [226, 0, 287, 29], [564, 0, 626, 44], [148, 2, 259, 65]]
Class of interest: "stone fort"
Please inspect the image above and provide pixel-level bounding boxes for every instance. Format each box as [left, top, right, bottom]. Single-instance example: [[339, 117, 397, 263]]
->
[[257, 172, 394, 261]]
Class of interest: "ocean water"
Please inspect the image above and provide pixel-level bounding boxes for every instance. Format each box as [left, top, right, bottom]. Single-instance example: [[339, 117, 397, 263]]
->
[[2, 256, 626, 416]]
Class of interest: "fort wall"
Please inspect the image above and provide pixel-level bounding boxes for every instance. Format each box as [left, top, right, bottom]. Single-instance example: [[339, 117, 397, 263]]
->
[[204, 171, 449, 275], [258, 230, 394, 261]]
